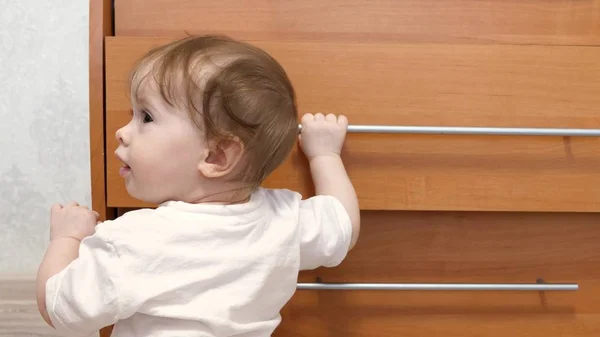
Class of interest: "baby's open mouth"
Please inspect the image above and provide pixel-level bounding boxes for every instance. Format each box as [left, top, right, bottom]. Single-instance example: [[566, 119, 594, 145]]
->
[[119, 165, 131, 177]]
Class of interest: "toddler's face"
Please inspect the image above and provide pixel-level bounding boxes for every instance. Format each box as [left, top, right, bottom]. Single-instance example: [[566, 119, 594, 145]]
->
[[114, 81, 207, 204]]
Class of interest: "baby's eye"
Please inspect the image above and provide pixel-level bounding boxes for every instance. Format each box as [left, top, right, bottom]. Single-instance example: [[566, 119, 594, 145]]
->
[[141, 110, 154, 123]]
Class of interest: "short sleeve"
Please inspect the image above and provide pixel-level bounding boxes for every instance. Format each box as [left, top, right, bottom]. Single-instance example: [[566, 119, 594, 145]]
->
[[45, 232, 124, 337], [297, 195, 352, 270]]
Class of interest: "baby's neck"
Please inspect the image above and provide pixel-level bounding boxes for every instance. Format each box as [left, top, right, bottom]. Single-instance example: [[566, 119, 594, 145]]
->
[[179, 182, 252, 205]]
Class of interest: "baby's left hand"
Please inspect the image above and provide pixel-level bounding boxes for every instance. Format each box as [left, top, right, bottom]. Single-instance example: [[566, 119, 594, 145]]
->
[[299, 113, 348, 161], [50, 201, 99, 241]]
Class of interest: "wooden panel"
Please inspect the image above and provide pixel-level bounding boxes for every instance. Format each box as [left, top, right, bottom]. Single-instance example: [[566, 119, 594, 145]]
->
[[114, 0, 600, 46], [98, 210, 600, 336], [104, 37, 600, 212], [275, 311, 600, 337], [297, 212, 600, 307], [89, 0, 113, 221], [90, 2, 114, 337], [278, 210, 600, 336]]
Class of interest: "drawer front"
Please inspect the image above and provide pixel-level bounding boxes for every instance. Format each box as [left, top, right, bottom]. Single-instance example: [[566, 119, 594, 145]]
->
[[277, 211, 600, 336], [114, 0, 600, 46], [105, 37, 600, 211], [102, 2, 600, 337], [98, 210, 600, 336]]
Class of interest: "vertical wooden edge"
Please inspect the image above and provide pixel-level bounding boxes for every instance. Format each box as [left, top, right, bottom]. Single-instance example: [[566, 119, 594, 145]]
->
[[89, 0, 113, 223], [90, 1, 115, 335]]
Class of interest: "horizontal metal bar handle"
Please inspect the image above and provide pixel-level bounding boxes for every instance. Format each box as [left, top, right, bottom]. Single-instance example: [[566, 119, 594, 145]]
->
[[296, 282, 578, 291], [298, 124, 600, 137]]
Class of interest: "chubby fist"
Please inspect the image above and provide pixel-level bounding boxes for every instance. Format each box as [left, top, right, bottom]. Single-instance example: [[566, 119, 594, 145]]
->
[[299, 113, 348, 160], [50, 201, 99, 241]]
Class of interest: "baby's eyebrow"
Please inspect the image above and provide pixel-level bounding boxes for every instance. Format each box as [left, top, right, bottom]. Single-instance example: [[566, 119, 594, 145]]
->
[[136, 95, 162, 111], [130, 96, 150, 111]]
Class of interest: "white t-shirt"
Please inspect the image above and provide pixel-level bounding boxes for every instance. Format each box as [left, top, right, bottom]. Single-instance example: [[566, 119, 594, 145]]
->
[[45, 188, 352, 337]]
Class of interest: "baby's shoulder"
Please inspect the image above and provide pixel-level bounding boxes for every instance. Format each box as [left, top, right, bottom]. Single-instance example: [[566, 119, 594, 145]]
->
[[259, 187, 303, 208], [94, 208, 159, 242], [259, 187, 342, 212]]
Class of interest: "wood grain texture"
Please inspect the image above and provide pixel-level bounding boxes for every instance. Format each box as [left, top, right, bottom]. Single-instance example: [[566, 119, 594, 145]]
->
[[298, 211, 600, 310], [90, 2, 115, 336], [0, 276, 99, 337], [275, 310, 600, 337], [93, 211, 600, 336], [114, 0, 600, 46], [89, 0, 113, 222], [104, 37, 600, 212], [99, 3, 600, 337], [275, 210, 600, 336]]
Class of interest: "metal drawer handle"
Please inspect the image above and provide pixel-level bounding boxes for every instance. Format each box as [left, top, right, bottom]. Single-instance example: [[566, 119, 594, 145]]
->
[[296, 282, 578, 291], [298, 124, 600, 137]]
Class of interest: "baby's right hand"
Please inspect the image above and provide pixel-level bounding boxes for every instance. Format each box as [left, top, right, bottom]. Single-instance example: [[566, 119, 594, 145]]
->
[[50, 201, 99, 242], [299, 113, 348, 161]]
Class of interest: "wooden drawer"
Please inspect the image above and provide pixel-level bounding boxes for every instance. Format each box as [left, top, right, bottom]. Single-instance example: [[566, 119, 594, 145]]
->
[[278, 211, 600, 336], [100, 210, 600, 336], [114, 0, 600, 46], [105, 37, 600, 212], [95, 1, 600, 336]]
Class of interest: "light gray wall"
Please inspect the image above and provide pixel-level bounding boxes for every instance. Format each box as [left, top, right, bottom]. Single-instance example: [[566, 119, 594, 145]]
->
[[0, 0, 90, 273]]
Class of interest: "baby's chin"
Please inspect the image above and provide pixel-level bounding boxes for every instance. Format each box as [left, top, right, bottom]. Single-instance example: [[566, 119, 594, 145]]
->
[[125, 184, 170, 206]]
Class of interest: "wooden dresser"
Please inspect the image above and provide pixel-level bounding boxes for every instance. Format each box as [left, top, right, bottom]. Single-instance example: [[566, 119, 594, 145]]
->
[[90, 1, 600, 336]]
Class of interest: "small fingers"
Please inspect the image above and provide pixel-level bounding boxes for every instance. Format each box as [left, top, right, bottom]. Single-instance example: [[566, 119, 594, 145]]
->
[[337, 114, 348, 127], [66, 201, 79, 207], [302, 112, 348, 127], [325, 113, 337, 122], [301, 113, 314, 123]]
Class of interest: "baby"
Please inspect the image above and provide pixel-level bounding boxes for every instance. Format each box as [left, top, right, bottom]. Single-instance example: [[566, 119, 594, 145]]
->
[[36, 35, 360, 337]]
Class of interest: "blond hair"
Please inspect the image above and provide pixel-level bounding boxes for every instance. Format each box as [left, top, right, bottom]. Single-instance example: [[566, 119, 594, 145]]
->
[[128, 35, 298, 190]]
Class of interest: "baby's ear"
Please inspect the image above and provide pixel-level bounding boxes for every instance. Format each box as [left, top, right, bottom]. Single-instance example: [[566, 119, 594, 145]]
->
[[197, 137, 245, 178]]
